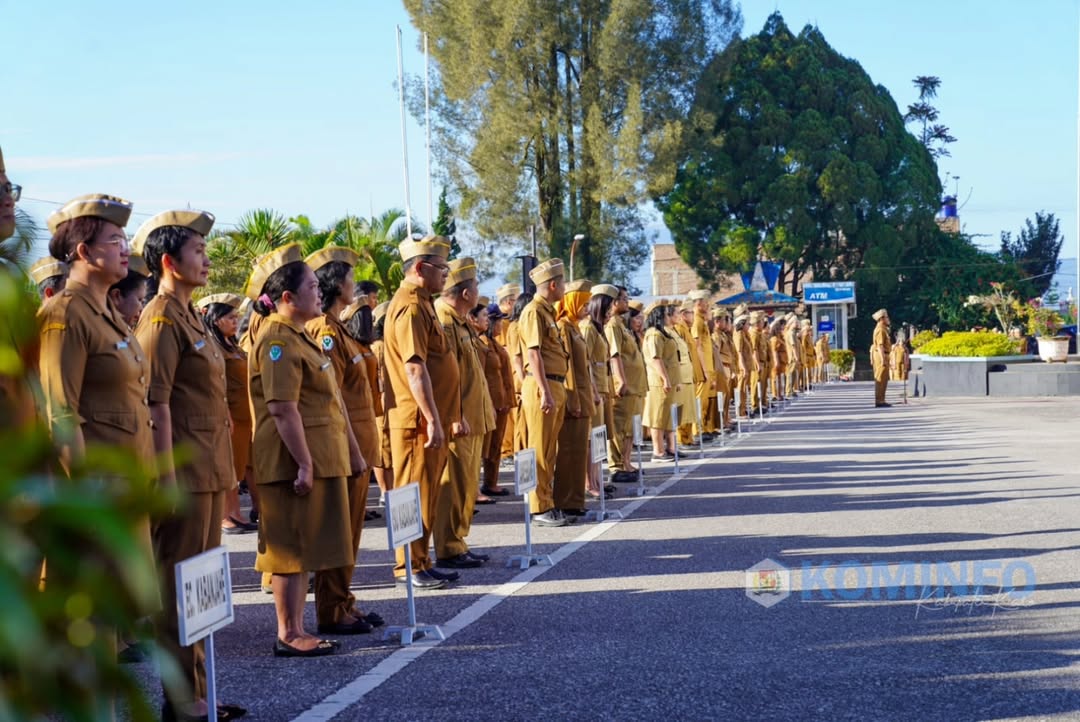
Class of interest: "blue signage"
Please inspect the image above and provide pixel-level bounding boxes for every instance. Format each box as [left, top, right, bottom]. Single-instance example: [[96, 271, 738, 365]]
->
[[803, 282, 856, 304], [817, 321, 835, 332]]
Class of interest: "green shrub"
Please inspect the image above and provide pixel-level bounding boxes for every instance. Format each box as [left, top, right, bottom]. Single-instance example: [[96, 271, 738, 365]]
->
[[917, 331, 1021, 357], [909, 329, 939, 350], [829, 349, 855, 373]]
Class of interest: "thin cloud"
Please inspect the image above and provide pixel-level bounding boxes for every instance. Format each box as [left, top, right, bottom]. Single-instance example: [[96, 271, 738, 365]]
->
[[11, 152, 247, 171]]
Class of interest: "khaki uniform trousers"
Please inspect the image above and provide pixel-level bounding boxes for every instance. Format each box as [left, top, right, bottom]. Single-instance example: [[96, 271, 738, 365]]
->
[[501, 407, 516, 458], [554, 414, 590, 510], [483, 410, 510, 490], [522, 375, 566, 514], [735, 372, 749, 417], [314, 471, 369, 625], [786, 364, 799, 396], [749, 369, 763, 412], [608, 393, 635, 472], [434, 431, 483, 559], [391, 427, 449, 575], [702, 373, 720, 433], [155, 489, 225, 706], [874, 364, 888, 405], [691, 380, 711, 436]]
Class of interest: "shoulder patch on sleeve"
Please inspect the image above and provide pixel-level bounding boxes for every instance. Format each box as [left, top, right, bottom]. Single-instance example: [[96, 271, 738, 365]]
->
[[151, 316, 174, 326], [42, 322, 66, 332], [268, 340, 285, 362]]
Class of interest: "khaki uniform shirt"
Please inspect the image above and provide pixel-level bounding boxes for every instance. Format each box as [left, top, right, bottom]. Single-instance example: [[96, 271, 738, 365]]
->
[[642, 327, 679, 387], [580, 320, 611, 396], [38, 280, 155, 465], [136, 291, 233, 492], [519, 296, 569, 377], [816, 336, 830, 365], [223, 346, 250, 427], [559, 316, 595, 419], [478, 335, 514, 411], [750, 327, 768, 367], [872, 321, 892, 369], [307, 313, 376, 428], [802, 329, 816, 368], [436, 298, 494, 435], [674, 320, 705, 383], [605, 315, 647, 396], [505, 320, 523, 399], [785, 327, 801, 367], [734, 328, 754, 374], [385, 280, 461, 431], [692, 311, 715, 376], [249, 313, 350, 483]]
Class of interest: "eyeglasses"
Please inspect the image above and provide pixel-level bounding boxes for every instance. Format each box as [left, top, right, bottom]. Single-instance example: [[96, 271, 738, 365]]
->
[[2, 183, 21, 202], [422, 260, 450, 274]]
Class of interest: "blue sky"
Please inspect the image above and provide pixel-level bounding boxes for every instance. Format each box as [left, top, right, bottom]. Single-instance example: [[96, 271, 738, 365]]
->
[[5, 1, 1079, 293]]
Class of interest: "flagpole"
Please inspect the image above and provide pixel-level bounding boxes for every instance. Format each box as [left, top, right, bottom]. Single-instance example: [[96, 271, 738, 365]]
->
[[425, 32, 434, 230], [396, 25, 413, 238]]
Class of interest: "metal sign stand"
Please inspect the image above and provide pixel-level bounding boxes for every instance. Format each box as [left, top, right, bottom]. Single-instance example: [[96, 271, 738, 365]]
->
[[717, 393, 726, 447], [734, 388, 743, 437], [758, 380, 766, 424], [670, 404, 680, 474], [175, 546, 235, 722], [694, 398, 705, 456], [586, 425, 622, 521], [628, 414, 655, 497], [507, 449, 552, 570], [384, 484, 443, 646]]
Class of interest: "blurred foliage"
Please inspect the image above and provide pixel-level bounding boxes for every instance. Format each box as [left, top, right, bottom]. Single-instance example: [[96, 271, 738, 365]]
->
[[909, 329, 939, 350], [917, 331, 1020, 358], [828, 349, 855, 374], [0, 268, 174, 721]]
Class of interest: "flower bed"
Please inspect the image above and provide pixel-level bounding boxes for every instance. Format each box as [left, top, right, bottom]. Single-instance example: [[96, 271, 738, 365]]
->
[[917, 331, 1021, 358]]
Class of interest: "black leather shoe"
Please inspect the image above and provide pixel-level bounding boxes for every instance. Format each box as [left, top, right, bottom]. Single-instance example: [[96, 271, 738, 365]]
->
[[466, 550, 490, 562], [560, 508, 588, 517], [875, 403, 892, 408], [610, 470, 637, 483], [437, 553, 483, 569], [395, 571, 446, 589], [426, 567, 460, 582], [352, 610, 385, 627], [272, 638, 339, 657], [317, 617, 373, 635]]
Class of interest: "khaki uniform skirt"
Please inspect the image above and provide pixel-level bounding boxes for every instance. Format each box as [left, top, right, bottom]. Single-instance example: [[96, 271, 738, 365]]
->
[[255, 476, 353, 574], [643, 385, 675, 430]]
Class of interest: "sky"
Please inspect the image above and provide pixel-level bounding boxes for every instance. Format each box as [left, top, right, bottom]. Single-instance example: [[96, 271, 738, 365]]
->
[[5, 0, 1080, 295]]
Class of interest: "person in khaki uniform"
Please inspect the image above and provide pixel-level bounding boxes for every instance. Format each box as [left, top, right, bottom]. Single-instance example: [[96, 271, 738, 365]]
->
[[732, 313, 754, 417], [433, 258, 495, 569], [605, 287, 645, 478], [131, 210, 243, 717], [519, 259, 570, 526], [688, 290, 717, 440], [769, 317, 787, 401], [748, 311, 768, 413], [816, 332, 831, 383], [891, 329, 910, 383], [305, 247, 380, 634], [783, 312, 801, 397], [494, 283, 520, 459], [248, 244, 362, 657], [871, 309, 893, 407], [369, 301, 394, 498], [37, 194, 163, 717], [642, 300, 679, 459], [553, 280, 596, 515], [29, 257, 69, 302], [582, 284, 617, 496], [711, 308, 734, 430], [384, 237, 461, 588], [475, 302, 514, 497], [799, 319, 814, 390], [673, 300, 703, 444]]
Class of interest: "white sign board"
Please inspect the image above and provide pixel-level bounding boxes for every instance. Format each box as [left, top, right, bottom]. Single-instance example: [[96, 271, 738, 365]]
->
[[670, 404, 679, 432], [514, 448, 537, 495], [175, 546, 233, 646], [590, 425, 608, 464], [632, 414, 643, 446], [695, 398, 703, 425], [386, 483, 423, 549]]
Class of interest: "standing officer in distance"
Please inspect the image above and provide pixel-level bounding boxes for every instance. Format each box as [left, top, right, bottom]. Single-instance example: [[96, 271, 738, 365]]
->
[[689, 290, 716, 439], [606, 286, 646, 478], [494, 283, 520, 459], [871, 309, 892, 407], [434, 257, 494, 569], [384, 236, 461, 589], [29, 257, 69, 302], [518, 259, 570, 526]]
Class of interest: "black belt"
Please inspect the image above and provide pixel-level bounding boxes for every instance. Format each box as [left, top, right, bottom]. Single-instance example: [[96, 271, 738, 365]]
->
[[526, 372, 566, 383]]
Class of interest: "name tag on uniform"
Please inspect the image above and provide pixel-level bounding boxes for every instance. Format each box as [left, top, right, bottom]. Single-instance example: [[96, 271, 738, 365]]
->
[[194, 339, 206, 351], [320, 361, 331, 371], [116, 340, 129, 350], [351, 353, 363, 365]]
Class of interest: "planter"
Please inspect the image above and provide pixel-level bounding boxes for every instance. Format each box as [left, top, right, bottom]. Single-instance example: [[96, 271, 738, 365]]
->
[[1036, 336, 1070, 363], [919, 355, 1033, 397]]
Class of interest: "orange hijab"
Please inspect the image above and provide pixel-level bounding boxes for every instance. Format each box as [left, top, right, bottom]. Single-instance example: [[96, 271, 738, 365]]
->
[[557, 290, 591, 323]]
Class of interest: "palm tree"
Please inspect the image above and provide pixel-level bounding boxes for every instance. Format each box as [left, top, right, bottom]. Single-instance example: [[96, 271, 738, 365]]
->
[[0, 209, 38, 270], [354, 209, 420, 299], [203, 209, 296, 296]]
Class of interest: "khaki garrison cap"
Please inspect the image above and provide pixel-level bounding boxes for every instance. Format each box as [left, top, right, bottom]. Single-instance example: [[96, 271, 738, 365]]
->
[[628, 300, 644, 312], [447, 257, 478, 286], [711, 307, 729, 319], [644, 299, 670, 316], [872, 308, 889, 321], [529, 258, 565, 284], [688, 289, 710, 302], [196, 293, 244, 310], [399, 235, 451, 262], [733, 303, 749, 317], [680, 299, 694, 312], [478, 296, 491, 308], [128, 254, 150, 278], [734, 314, 749, 327], [29, 257, 68, 285], [245, 243, 304, 301], [496, 283, 521, 302], [592, 283, 618, 299], [801, 319, 812, 327], [131, 209, 215, 256], [306, 246, 360, 272], [373, 301, 390, 324], [565, 279, 593, 294], [47, 193, 133, 235], [769, 317, 784, 332]]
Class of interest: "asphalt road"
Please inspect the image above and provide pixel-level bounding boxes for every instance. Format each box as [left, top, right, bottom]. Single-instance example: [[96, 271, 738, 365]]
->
[[124, 381, 1080, 721]]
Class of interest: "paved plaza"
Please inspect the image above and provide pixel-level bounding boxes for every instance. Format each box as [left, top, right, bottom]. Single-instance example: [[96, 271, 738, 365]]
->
[[129, 382, 1080, 721]]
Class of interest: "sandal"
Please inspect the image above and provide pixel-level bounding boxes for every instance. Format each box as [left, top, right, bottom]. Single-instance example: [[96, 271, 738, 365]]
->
[[273, 638, 339, 657]]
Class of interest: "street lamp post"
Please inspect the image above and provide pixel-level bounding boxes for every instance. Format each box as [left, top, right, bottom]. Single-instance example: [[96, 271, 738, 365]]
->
[[570, 233, 585, 282]]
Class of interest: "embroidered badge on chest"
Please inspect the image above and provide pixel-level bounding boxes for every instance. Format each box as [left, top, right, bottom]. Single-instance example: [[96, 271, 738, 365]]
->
[[269, 343, 284, 362], [322, 335, 334, 351]]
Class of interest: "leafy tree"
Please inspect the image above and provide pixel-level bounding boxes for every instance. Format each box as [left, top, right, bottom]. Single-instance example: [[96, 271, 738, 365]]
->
[[203, 209, 296, 298], [903, 75, 957, 159], [403, 0, 742, 285], [999, 211, 1063, 299], [0, 208, 37, 269], [431, 187, 461, 258], [657, 13, 943, 299]]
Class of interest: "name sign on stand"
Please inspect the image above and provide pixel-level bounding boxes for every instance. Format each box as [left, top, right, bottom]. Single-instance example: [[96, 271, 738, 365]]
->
[[590, 424, 608, 464], [383, 483, 443, 646], [508, 449, 551, 569], [175, 546, 233, 721], [670, 404, 680, 474], [586, 425, 622, 521], [628, 414, 654, 497]]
